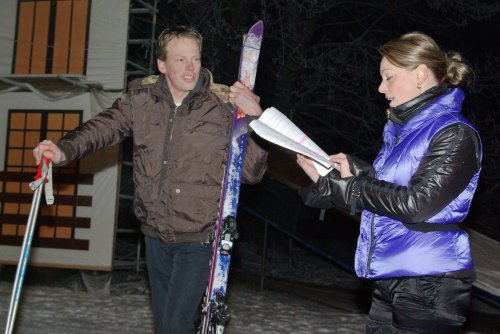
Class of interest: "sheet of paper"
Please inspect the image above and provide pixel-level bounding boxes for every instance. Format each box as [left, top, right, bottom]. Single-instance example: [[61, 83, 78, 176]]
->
[[250, 107, 333, 176]]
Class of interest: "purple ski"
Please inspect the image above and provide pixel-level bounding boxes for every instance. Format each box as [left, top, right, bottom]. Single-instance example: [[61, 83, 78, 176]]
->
[[199, 20, 264, 334]]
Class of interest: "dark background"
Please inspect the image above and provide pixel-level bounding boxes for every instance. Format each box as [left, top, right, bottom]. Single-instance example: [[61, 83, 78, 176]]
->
[[127, 0, 500, 240]]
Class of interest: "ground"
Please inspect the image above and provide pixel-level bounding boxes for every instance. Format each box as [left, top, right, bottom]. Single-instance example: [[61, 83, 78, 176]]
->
[[1, 235, 499, 333]]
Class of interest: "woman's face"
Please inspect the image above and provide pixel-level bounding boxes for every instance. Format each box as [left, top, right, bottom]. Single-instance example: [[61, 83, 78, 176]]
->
[[378, 57, 421, 107]]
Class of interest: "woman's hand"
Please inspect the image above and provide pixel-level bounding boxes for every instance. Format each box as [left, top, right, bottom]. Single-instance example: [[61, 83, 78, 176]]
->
[[297, 152, 353, 183], [329, 153, 353, 178], [297, 154, 320, 182]]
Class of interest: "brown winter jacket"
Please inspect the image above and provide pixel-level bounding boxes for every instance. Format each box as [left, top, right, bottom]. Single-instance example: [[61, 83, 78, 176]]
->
[[57, 68, 268, 243]]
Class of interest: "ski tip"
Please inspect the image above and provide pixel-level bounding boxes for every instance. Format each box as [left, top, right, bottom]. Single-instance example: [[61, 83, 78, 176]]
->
[[249, 20, 264, 36]]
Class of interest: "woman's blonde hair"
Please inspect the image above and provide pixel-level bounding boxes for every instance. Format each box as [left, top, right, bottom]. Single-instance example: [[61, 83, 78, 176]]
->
[[379, 32, 472, 86]]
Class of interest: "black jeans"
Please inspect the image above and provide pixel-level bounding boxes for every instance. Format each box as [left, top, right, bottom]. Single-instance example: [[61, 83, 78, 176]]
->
[[366, 276, 472, 334], [144, 236, 213, 334]]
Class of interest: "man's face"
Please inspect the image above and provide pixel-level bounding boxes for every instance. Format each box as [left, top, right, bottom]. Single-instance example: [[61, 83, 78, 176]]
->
[[378, 57, 421, 108], [157, 37, 201, 103]]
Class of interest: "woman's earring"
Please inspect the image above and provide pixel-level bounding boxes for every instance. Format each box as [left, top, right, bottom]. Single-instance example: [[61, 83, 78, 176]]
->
[[417, 82, 422, 89]]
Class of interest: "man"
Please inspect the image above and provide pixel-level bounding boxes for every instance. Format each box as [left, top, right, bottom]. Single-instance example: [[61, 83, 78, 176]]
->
[[33, 26, 268, 333]]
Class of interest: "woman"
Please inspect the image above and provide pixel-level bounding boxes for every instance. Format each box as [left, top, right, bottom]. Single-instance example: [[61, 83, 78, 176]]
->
[[298, 32, 482, 333]]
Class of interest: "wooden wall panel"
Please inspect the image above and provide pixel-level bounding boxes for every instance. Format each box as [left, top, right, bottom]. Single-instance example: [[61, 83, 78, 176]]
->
[[14, 1, 35, 74], [30, 1, 51, 73], [68, 0, 89, 74], [52, 0, 72, 73]]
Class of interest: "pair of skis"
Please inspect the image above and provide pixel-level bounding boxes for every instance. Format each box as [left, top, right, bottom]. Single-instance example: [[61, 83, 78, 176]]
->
[[4, 158, 54, 334], [199, 21, 264, 334]]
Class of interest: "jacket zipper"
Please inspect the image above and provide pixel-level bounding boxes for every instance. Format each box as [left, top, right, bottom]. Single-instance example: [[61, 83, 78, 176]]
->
[[366, 213, 375, 276], [158, 105, 179, 199], [169, 106, 179, 142]]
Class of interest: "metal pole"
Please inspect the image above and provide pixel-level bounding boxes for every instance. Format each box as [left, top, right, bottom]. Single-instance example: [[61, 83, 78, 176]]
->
[[5, 159, 52, 334], [4, 185, 44, 334]]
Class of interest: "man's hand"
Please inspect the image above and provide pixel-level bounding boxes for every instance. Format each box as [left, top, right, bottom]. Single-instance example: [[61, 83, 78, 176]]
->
[[32, 140, 66, 165], [228, 81, 262, 116]]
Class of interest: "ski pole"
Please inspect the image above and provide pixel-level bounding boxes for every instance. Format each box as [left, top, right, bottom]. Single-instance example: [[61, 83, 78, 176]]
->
[[4, 158, 54, 334]]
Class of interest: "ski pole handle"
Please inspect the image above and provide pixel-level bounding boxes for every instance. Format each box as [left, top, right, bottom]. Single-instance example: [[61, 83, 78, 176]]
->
[[30, 157, 54, 205], [33, 157, 51, 182]]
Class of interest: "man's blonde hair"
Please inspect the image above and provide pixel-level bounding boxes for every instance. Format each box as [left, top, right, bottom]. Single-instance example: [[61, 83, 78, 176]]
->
[[155, 26, 203, 61]]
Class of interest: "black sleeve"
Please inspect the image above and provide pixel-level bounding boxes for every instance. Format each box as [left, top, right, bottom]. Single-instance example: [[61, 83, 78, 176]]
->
[[347, 155, 376, 178], [298, 155, 374, 210], [300, 124, 480, 222], [298, 169, 341, 209]]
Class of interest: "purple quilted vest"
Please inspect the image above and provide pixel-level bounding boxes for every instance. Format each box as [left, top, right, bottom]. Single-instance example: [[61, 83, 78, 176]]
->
[[355, 88, 482, 279]]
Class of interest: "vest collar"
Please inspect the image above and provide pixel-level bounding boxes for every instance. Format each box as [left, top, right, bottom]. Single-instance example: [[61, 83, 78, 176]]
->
[[385, 85, 448, 125]]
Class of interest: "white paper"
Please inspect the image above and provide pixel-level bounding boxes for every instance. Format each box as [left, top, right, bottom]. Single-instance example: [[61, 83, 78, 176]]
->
[[250, 107, 333, 176]]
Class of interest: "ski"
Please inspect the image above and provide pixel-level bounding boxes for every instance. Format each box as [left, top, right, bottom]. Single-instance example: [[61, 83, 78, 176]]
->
[[199, 20, 264, 334]]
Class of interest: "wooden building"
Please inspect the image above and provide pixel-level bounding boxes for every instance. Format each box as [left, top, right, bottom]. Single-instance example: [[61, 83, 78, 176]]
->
[[0, 0, 133, 271]]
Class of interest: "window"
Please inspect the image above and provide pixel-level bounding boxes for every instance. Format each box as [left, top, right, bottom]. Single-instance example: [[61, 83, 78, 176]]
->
[[13, 0, 91, 75], [0, 110, 91, 250]]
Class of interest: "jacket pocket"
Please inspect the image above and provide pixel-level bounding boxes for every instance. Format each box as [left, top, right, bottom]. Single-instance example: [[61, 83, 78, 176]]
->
[[169, 183, 221, 232], [185, 119, 229, 137], [174, 119, 228, 184], [133, 111, 163, 147]]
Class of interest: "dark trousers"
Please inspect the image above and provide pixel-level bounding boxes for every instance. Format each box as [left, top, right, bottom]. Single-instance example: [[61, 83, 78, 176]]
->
[[144, 236, 213, 334], [366, 276, 472, 334]]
